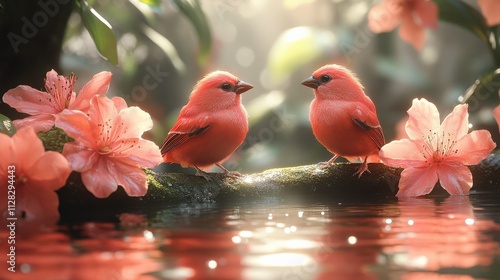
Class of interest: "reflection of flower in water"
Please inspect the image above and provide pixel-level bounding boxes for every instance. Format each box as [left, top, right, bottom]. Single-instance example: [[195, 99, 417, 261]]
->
[[0, 127, 71, 232], [378, 196, 498, 273], [2, 224, 162, 280]]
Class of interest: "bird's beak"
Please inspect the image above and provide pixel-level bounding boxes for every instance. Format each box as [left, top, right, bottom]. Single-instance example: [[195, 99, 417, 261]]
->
[[301, 76, 320, 89], [235, 81, 254, 94]]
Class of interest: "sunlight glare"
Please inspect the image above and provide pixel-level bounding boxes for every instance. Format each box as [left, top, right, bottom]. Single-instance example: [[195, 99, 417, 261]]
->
[[243, 253, 314, 267], [465, 218, 475, 225], [208, 260, 217, 269], [347, 236, 357, 245], [240, 230, 254, 238], [143, 230, 155, 242]]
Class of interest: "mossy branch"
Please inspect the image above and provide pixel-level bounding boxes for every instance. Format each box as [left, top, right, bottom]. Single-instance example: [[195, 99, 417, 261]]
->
[[56, 155, 500, 212], [39, 127, 500, 212]]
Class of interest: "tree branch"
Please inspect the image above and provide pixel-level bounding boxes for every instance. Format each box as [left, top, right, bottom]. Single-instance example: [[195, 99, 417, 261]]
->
[[58, 154, 500, 212]]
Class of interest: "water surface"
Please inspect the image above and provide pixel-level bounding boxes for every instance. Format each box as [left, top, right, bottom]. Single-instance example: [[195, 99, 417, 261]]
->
[[3, 193, 500, 280]]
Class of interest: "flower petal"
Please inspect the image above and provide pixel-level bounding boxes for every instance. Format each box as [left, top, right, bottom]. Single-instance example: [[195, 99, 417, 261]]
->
[[441, 104, 469, 141], [368, 0, 403, 33], [396, 165, 438, 197], [55, 109, 95, 147], [414, 0, 438, 28], [379, 139, 427, 168], [0, 133, 14, 185], [405, 98, 440, 140], [112, 96, 128, 112], [399, 13, 425, 50], [81, 157, 118, 198], [111, 138, 162, 168], [12, 114, 55, 132], [478, 0, 500, 26], [12, 127, 45, 170], [88, 95, 118, 129], [111, 160, 148, 197], [437, 164, 472, 195], [62, 142, 98, 172], [44, 69, 76, 111], [29, 151, 71, 191], [2, 86, 58, 115], [44, 69, 59, 85], [447, 130, 496, 165], [114, 106, 153, 139], [12, 186, 60, 227], [70, 71, 112, 112]]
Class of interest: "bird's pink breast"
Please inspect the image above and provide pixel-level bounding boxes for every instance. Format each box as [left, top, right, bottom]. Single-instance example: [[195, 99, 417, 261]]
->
[[310, 99, 379, 157]]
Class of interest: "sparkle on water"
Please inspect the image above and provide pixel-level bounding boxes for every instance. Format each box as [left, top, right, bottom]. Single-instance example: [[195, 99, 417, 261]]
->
[[5, 194, 500, 279]]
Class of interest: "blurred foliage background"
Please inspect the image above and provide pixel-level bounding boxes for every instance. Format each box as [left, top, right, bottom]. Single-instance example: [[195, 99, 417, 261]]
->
[[1, 0, 499, 174]]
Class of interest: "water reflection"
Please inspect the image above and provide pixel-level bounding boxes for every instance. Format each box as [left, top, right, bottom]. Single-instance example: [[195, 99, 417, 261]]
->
[[1, 195, 500, 279], [373, 196, 500, 279]]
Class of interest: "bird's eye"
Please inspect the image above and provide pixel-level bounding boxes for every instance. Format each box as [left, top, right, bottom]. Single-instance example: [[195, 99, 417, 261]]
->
[[320, 75, 332, 84], [221, 83, 234, 92]]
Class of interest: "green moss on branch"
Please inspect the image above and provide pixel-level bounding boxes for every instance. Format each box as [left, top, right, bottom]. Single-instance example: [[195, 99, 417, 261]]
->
[[57, 154, 500, 212], [40, 126, 500, 211]]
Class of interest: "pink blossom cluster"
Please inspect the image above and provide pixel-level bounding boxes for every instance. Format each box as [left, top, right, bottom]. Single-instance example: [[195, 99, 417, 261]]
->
[[368, 0, 500, 50], [1, 70, 162, 227]]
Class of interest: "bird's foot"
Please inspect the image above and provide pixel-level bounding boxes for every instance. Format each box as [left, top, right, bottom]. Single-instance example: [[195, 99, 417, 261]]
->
[[216, 164, 242, 178], [194, 167, 213, 181], [225, 171, 242, 178], [317, 161, 332, 169], [317, 155, 339, 170], [353, 159, 370, 178]]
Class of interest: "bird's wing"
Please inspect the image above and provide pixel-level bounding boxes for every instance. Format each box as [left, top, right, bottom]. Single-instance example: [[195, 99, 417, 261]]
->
[[160, 115, 213, 155], [352, 106, 385, 149]]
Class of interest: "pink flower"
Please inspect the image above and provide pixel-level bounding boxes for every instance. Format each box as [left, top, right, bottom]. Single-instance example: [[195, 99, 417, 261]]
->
[[0, 127, 71, 227], [2, 70, 112, 132], [478, 0, 500, 26], [55, 95, 162, 198], [368, 0, 438, 50], [379, 98, 496, 197]]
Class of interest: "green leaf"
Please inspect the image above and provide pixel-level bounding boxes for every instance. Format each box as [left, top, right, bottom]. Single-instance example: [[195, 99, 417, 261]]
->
[[0, 114, 16, 136], [142, 24, 186, 74], [461, 68, 500, 105], [172, 0, 211, 66], [434, 0, 490, 44], [78, 0, 119, 65], [434, 0, 500, 65], [139, 0, 161, 9]]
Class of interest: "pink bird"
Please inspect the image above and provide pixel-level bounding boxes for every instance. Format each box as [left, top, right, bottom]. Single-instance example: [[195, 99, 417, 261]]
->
[[301, 64, 385, 177], [161, 71, 253, 180]]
